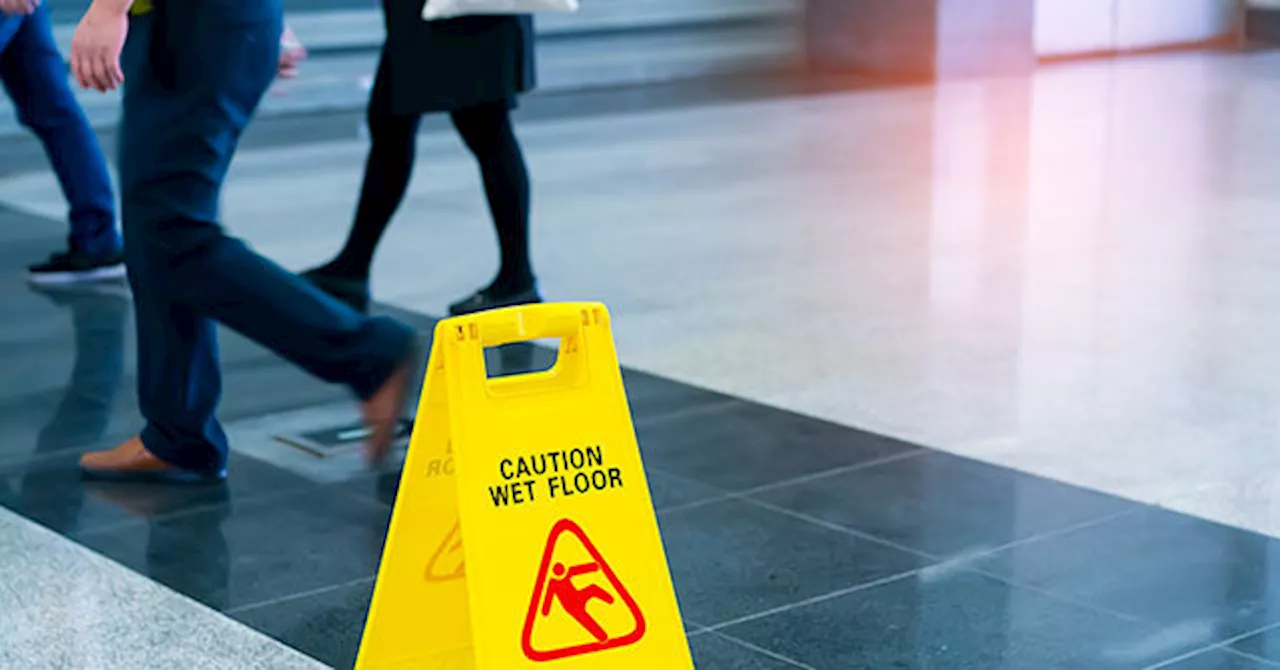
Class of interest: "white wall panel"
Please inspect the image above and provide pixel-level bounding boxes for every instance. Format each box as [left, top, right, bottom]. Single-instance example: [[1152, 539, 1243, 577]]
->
[[1035, 0, 1116, 56]]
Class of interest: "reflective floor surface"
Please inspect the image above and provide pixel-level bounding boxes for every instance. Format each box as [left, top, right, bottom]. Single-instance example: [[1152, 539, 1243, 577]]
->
[[4, 49, 1280, 669]]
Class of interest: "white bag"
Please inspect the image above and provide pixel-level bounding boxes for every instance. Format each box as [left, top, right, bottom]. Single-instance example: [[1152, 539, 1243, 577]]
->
[[422, 0, 578, 21]]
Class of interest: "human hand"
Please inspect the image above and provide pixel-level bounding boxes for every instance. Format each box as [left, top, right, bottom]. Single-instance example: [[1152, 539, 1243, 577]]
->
[[278, 25, 307, 78], [0, 0, 40, 16], [70, 1, 129, 92]]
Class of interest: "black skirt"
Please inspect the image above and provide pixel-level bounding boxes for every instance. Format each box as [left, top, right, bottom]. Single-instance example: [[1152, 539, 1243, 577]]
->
[[376, 0, 537, 115]]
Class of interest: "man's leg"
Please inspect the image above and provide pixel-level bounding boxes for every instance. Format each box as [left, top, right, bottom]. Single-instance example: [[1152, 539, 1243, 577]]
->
[[0, 16, 19, 51], [0, 5, 122, 283], [82, 6, 414, 480]]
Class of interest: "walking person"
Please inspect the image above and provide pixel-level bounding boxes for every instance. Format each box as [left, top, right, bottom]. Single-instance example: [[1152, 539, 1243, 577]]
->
[[302, 4, 541, 316], [70, 0, 417, 483], [0, 0, 123, 284]]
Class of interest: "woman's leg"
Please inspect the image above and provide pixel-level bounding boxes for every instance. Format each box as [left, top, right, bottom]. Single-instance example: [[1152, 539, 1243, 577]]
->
[[316, 67, 422, 282], [448, 102, 538, 315]]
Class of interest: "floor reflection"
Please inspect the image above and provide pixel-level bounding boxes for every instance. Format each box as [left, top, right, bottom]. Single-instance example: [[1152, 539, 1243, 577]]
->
[[0, 282, 131, 534], [85, 481, 232, 610], [31, 281, 129, 454]]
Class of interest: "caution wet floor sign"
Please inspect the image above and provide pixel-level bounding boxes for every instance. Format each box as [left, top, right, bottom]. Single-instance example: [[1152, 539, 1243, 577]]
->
[[355, 303, 693, 670]]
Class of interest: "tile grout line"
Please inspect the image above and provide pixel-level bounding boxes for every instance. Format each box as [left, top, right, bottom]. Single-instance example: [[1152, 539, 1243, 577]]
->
[[1225, 648, 1280, 668], [226, 575, 377, 616], [72, 484, 320, 539], [963, 509, 1154, 625], [970, 565, 1148, 626], [685, 622, 709, 635], [734, 448, 930, 497], [631, 397, 742, 430], [965, 506, 1144, 560], [1140, 620, 1280, 670], [740, 494, 1162, 628], [653, 448, 930, 517], [705, 629, 818, 670], [739, 495, 937, 559], [701, 569, 920, 633]]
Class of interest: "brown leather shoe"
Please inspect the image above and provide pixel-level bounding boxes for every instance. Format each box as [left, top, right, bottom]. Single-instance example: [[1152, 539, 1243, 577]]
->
[[80, 436, 226, 484], [362, 349, 416, 465]]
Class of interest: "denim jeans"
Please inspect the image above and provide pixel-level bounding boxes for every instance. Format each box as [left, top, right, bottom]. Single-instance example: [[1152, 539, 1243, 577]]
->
[[0, 7, 120, 255]]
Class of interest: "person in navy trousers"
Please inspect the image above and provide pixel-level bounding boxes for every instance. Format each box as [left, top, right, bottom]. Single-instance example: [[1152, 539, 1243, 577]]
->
[[0, 0, 123, 284], [71, 0, 417, 483]]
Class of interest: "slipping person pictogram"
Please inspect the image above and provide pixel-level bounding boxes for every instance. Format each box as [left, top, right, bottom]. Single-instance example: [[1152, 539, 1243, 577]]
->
[[522, 519, 646, 661], [542, 561, 615, 641]]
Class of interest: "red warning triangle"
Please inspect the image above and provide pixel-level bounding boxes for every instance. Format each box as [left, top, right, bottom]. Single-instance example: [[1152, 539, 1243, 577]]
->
[[424, 520, 465, 582], [521, 519, 646, 661]]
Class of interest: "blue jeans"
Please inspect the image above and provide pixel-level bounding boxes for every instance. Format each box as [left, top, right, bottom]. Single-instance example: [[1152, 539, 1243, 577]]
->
[[120, 3, 414, 473], [0, 7, 120, 256]]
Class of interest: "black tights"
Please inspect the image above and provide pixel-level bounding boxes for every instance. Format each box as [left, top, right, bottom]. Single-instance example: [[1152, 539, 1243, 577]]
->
[[324, 101, 533, 292]]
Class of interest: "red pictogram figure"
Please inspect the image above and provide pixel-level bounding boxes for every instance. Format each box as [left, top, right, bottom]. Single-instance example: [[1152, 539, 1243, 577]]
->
[[522, 519, 646, 662], [542, 561, 615, 641]]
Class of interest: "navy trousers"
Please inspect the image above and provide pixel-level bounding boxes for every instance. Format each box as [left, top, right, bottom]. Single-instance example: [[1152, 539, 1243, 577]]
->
[[119, 1, 414, 473], [0, 7, 119, 255]]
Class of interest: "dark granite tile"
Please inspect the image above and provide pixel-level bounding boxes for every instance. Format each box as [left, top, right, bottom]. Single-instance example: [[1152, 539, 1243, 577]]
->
[[622, 369, 738, 424], [231, 579, 375, 670], [722, 569, 1193, 670], [0, 451, 317, 535], [659, 498, 926, 626], [647, 469, 725, 511], [74, 486, 389, 611], [974, 508, 1280, 641], [337, 468, 404, 508], [691, 632, 802, 670], [1165, 649, 1280, 669], [636, 399, 920, 491], [1231, 625, 1280, 664], [754, 451, 1135, 558]]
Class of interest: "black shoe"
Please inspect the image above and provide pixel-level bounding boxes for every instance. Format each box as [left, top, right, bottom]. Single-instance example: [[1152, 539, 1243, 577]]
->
[[28, 249, 126, 285], [301, 267, 371, 313], [448, 283, 542, 316]]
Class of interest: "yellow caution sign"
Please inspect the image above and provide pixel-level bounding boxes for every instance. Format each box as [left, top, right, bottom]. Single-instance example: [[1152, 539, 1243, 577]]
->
[[356, 303, 694, 670]]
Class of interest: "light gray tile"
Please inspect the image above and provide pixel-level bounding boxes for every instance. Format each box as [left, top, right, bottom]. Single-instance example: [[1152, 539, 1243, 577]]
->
[[0, 509, 326, 669]]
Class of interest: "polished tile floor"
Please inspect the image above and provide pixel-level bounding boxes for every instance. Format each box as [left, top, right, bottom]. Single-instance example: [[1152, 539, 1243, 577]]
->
[[5, 49, 1280, 669]]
